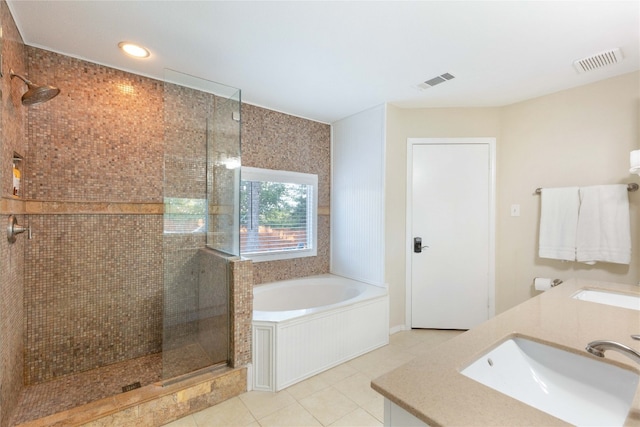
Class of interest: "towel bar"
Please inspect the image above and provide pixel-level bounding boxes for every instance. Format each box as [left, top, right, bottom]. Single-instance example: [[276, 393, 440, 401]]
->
[[535, 183, 638, 194]]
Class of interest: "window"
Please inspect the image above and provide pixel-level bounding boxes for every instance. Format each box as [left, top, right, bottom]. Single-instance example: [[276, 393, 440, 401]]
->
[[163, 197, 206, 234], [240, 167, 318, 262]]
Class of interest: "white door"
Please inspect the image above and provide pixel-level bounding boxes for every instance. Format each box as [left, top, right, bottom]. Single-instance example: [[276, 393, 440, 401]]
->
[[409, 139, 494, 329]]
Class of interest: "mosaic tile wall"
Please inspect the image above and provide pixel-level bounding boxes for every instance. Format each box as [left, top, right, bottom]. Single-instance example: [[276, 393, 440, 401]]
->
[[163, 82, 208, 200], [0, 18, 325, 424], [24, 214, 164, 384], [229, 258, 253, 367], [20, 366, 247, 426], [197, 249, 231, 365], [241, 104, 331, 284], [163, 81, 240, 254], [18, 47, 167, 387], [0, 0, 27, 425], [208, 95, 241, 254], [163, 81, 209, 367], [1, 0, 26, 199], [162, 235, 231, 380], [19, 48, 249, 389], [162, 78, 238, 380], [24, 48, 164, 203], [163, 234, 206, 353]]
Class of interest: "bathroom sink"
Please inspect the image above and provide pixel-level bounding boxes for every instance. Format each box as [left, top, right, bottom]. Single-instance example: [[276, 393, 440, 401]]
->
[[572, 289, 640, 311], [460, 337, 639, 426]]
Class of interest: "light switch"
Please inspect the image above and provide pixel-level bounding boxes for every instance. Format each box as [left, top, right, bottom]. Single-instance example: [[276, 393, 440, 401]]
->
[[510, 204, 520, 217]]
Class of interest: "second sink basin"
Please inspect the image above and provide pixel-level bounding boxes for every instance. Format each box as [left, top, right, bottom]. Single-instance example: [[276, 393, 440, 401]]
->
[[572, 289, 640, 311], [460, 337, 639, 426]]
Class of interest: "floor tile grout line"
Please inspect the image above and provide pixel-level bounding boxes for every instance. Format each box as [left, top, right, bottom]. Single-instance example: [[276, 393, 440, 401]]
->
[[237, 395, 259, 426], [297, 384, 361, 426], [166, 330, 464, 427]]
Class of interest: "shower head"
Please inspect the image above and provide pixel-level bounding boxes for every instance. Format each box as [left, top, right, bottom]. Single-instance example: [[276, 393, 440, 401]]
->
[[10, 70, 60, 106]]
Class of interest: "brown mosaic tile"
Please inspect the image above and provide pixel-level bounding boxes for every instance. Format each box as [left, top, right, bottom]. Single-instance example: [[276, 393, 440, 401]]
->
[[207, 96, 241, 254], [1, 10, 328, 426], [241, 103, 331, 284], [196, 250, 231, 365], [1, 1, 28, 425], [19, 46, 244, 393], [229, 258, 253, 368], [10, 353, 161, 425], [242, 104, 330, 207], [163, 82, 208, 200], [24, 48, 164, 203], [23, 214, 164, 385], [1, 0, 27, 199], [11, 366, 246, 427]]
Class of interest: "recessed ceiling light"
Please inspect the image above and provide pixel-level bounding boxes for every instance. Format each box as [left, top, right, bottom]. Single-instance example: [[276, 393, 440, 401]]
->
[[118, 41, 150, 59]]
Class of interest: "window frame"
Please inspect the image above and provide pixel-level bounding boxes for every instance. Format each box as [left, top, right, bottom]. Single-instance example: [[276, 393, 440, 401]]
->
[[240, 166, 318, 262]]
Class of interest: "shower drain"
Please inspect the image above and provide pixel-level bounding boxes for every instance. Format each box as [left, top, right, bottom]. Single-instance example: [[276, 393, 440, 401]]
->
[[122, 381, 142, 393]]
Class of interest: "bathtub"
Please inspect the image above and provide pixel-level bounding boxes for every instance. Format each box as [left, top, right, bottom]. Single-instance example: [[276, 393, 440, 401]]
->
[[252, 274, 389, 391]]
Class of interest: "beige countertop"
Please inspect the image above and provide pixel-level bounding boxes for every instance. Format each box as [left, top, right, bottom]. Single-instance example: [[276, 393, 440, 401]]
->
[[371, 279, 640, 426]]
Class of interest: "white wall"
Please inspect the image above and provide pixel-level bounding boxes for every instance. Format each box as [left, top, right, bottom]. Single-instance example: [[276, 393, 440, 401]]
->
[[497, 71, 640, 311], [385, 71, 640, 331], [386, 107, 501, 329], [331, 104, 386, 285]]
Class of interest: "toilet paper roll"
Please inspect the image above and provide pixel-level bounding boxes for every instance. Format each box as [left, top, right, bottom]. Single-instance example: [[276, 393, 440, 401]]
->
[[534, 277, 553, 292], [630, 150, 640, 174]]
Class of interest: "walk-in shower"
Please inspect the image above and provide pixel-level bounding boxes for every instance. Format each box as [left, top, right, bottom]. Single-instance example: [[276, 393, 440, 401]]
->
[[8, 63, 242, 425]]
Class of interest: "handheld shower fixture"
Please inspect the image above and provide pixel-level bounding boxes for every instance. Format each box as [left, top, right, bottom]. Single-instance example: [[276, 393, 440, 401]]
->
[[10, 70, 60, 106]]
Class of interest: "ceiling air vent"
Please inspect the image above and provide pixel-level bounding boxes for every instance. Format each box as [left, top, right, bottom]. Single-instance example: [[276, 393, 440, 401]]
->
[[417, 73, 455, 90], [573, 48, 623, 74]]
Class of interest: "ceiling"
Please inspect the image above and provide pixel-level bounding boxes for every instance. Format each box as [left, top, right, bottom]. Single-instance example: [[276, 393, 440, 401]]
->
[[7, 1, 640, 124]]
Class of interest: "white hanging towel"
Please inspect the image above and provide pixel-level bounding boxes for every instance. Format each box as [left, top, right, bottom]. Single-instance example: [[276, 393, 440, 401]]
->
[[576, 185, 631, 265], [538, 187, 580, 261]]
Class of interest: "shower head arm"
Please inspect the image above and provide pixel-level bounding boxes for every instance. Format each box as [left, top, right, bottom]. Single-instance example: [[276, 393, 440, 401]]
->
[[9, 70, 34, 86]]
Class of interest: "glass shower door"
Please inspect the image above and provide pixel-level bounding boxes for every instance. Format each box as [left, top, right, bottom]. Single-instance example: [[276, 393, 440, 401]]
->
[[162, 69, 240, 382], [207, 88, 241, 254]]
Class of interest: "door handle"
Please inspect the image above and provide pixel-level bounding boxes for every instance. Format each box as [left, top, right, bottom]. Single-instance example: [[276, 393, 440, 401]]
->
[[414, 237, 428, 253]]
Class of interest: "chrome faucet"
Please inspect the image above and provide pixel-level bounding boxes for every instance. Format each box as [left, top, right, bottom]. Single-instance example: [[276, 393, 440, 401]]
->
[[586, 335, 640, 365]]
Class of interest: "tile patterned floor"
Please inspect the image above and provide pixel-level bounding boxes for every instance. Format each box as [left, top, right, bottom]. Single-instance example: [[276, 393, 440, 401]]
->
[[11, 353, 162, 425], [11, 343, 214, 425], [164, 329, 464, 427]]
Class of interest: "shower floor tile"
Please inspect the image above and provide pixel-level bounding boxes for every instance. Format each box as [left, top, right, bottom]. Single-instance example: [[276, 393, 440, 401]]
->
[[163, 342, 217, 379], [11, 352, 162, 425], [11, 344, 214, 426]]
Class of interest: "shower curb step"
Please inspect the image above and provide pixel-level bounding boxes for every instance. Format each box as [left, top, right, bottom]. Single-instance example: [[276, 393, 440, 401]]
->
[[14, 366, 247, 427]]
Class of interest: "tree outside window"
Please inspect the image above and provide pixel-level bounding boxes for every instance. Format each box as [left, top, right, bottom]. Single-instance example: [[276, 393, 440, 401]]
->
[[240, 167, 317, 262]]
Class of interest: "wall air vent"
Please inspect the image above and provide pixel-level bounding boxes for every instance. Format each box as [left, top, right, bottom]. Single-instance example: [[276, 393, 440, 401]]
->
[[573, 48, 623, 74], [417, 72, 455, 90]]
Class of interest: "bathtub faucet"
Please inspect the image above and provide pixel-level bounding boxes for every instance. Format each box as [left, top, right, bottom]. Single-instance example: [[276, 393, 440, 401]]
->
[[585, 335, 640, 365]]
